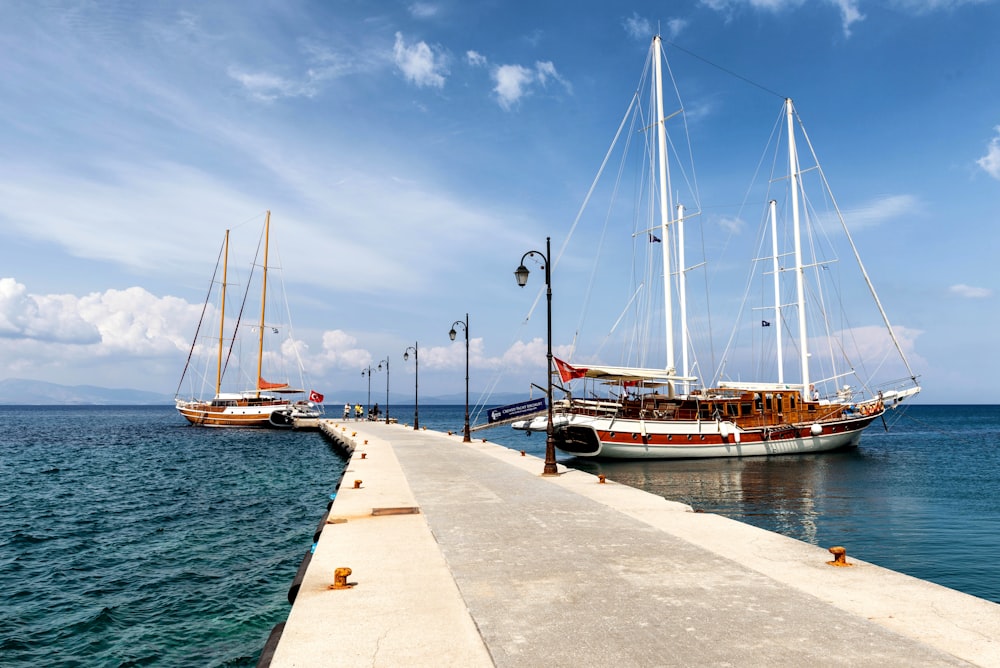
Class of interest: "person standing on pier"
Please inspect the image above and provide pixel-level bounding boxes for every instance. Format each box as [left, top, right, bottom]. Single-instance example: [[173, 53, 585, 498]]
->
[[343, 403, 350, 420]]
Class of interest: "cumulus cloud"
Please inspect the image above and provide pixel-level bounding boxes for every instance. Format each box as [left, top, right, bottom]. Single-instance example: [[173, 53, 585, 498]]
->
[[0, 278, 99, 343], [492, 61, 571, 110], [950, 284, 993, 298], [393, 32, 448, 88], [977, 126, 1000, 180]]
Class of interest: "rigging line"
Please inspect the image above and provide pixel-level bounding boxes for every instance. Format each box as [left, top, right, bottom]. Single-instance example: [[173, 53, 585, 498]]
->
[[663, 40, 786, 101], [793, 108, 919, 384], [175, 234, 226, 398]]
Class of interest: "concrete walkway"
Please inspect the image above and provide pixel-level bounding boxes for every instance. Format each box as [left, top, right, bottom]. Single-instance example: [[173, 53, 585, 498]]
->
[[267, 421, 1000, 667]]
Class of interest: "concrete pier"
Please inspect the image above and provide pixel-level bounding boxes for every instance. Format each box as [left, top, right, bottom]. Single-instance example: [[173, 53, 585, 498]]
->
[[264, 420, 1000, 667]]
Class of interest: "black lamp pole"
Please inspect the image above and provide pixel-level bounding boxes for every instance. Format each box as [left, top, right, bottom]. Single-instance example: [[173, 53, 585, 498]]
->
[[404, 343, 419, 429], [515, 236, 558, 476], [449, 314, 471, 442], [361, 365, 374, 419], [377, 358, 390, 424]]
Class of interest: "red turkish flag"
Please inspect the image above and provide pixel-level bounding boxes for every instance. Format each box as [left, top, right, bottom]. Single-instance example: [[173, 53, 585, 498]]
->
[[308, 390, 324, 403], [554, 357, 588, 383]]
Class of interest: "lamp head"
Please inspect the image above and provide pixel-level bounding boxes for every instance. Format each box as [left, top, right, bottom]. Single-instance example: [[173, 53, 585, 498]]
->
[[449, 328, 457, 341], [403, 351, 409, 361], [514, 264, 530, 287]]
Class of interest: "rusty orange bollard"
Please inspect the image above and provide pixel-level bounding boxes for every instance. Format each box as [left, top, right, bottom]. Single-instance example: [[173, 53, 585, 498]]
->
[[329, 567, 355, 590], [353, 480, 362, 489], [360, 452, 367, 459], [827, 545, 852, 567], [598, 474, 606, 484]]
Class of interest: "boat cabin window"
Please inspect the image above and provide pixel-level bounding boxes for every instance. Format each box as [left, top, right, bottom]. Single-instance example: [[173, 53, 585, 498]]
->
[[726, 403, 738, 417], [790, 395, 797, 409], [740, 402, 752, 416], [764, 394, 773, 410]]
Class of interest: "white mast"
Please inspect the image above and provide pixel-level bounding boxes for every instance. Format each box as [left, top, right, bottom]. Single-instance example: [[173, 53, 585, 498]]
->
[[652, 36, 676, 382], [768, 200, 783, 384], [677, 203, 689, 393], [786, 99, 810, 399]]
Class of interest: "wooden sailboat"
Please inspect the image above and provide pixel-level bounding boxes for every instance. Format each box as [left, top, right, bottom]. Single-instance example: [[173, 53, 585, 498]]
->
[[175, 211, 323, 428], [513, 36, 920, 458]]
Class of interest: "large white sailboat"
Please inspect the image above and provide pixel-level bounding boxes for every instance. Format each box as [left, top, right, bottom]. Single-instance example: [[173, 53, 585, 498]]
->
[[514, 36, 920, 458], [175, 211, 323, 428]]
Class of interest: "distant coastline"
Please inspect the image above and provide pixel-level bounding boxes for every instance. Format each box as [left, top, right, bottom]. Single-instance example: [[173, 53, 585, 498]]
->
[[0, 378, 527, 407]]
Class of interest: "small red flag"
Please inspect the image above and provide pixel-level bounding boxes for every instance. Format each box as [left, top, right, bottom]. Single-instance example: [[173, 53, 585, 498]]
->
[[309, 390, 324, 403], [554, 357, 588, 383]]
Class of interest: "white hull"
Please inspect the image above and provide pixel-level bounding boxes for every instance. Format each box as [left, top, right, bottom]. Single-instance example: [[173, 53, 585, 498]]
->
[[537, 411, 878, 460]]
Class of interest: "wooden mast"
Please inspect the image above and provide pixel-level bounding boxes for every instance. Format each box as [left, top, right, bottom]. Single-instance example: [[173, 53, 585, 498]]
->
[[256, 211, 270, 398], [215, 229, 229, 397]]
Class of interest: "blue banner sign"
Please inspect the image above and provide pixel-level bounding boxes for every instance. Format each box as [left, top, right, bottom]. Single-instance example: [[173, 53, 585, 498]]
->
[[488, 397, 547, 423]]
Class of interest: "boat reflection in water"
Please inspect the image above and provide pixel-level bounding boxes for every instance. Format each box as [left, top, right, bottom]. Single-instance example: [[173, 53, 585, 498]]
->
[[568, 449, 882, 547]]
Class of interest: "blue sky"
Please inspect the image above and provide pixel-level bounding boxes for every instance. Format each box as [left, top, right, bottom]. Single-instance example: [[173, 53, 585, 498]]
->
[[1, 0, 998, 405]]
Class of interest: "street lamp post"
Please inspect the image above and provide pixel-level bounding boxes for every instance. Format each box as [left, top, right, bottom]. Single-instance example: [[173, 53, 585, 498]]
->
[[377, 358, 390, 424], [404, 343, 419, 429], [448, 314, 471, 442], [361, 365, 375, 420], [515, 236, 558, 476]]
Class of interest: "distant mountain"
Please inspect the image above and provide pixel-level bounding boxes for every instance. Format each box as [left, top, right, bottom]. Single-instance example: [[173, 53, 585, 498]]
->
[[0, 378, 174, 405]]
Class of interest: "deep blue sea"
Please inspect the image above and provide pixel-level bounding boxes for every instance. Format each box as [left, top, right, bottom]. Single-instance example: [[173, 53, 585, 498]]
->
[[1, 404, 997, 666]]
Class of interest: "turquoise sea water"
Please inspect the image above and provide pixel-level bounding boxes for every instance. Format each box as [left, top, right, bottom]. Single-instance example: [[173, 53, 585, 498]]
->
[[1, 404, 997, 666]]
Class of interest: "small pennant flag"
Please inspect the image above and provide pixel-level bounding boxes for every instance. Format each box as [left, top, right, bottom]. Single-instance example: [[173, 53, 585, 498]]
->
[[649, 233, 661, 243], [762, 320, 771, 327]]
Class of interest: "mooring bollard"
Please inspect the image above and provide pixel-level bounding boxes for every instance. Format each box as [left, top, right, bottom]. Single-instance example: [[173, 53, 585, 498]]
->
[[598, 474, 606, 484], [827, 545, 852, 567], [330, 566, 355, 590], [353, 480, 362, 489]]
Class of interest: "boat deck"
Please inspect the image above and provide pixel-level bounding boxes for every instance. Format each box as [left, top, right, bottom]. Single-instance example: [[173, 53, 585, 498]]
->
[[264, 421, 1000, 667]]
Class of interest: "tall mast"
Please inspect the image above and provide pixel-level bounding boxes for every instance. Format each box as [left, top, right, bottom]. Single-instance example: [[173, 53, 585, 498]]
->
[[216, 229, 229, 396], [677, 203, 689, 393], [769, 200, 784, 384], [786, 99, 809, 398], [256, 210, 270, 398], [652, 35, 675, 377]]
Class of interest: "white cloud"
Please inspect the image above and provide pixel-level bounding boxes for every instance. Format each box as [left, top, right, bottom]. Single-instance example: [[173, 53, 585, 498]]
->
[[977, 126, 1000, 180], [830, 0, 865, 36], [0, 278, 206, 389], [0, 278, 99, 343], [701, 0, 863, 36], [492, 61, 571, 110], [408, 2, 439, 19], [841, 194, 920, 230], [466, 50, 487, 67], [950, 284, 993, 298], [716, 215, 745, 234], [393, 32, 448, 88], [890, 0, 990, 13], [624, 12, 653, 39], [665, 18, 689, 40]]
